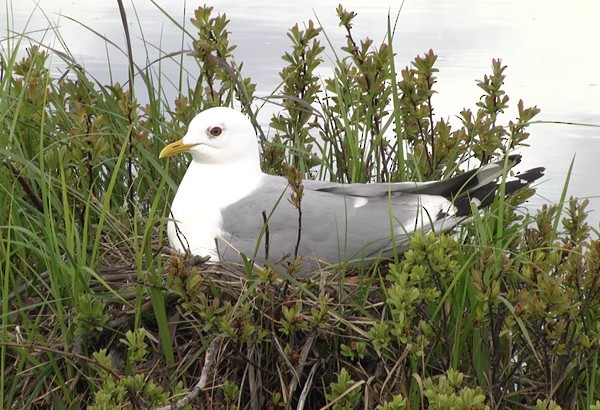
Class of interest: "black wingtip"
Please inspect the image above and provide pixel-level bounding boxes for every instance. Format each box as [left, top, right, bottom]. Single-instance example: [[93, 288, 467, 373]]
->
[[515, 167, 545, 183], [507, 154, 522, 165], [452, 165, 545, 217]]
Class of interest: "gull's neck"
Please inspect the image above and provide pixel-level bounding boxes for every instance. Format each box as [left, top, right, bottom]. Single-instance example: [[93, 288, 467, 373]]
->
[[180, 158, 263, 206]]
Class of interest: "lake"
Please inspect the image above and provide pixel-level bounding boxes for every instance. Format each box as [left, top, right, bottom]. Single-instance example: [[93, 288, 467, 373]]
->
[[5, 0, 600, 228]]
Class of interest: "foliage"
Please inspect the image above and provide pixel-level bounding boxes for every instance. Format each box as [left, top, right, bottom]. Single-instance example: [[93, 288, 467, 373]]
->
[[88, 330, 191, 409], [1, 3, 599, 410], [325, 368, 363, 410], [422, 369, 488, 409]]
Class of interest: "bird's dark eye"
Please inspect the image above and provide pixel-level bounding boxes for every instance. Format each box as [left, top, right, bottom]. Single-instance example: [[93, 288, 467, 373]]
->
[[208, 126, 223, 138]]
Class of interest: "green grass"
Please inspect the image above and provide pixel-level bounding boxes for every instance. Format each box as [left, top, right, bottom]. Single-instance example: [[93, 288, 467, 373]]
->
[[2, 3, 600, 409]]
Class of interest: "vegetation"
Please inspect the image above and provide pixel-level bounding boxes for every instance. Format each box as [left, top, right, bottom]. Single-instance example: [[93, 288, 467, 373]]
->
[[2, 3, 599, 409]]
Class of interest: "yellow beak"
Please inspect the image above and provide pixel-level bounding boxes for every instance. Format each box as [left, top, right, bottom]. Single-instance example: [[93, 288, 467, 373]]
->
[[159, 139, 199, 158]]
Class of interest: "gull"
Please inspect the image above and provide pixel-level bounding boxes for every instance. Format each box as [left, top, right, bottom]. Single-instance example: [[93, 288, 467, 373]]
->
[[159, 107, 544, 274]]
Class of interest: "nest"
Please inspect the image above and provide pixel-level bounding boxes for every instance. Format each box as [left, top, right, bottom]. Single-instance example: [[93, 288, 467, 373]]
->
[[2, 232, 398, 409]]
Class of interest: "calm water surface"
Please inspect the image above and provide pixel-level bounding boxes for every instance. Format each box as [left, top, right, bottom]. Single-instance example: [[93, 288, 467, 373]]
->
[[5, 0, 600, 227]]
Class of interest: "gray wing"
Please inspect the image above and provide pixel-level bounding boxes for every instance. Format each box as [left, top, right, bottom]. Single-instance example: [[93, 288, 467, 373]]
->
[[218, 175, 453, 271], [312, 155, 523, 198]]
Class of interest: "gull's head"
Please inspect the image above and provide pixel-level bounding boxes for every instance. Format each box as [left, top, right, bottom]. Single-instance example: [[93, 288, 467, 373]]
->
[[159, 107, 259, 166]]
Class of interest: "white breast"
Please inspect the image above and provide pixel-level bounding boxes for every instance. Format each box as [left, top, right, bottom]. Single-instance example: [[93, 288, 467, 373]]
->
[[167, 160, 263, 259]]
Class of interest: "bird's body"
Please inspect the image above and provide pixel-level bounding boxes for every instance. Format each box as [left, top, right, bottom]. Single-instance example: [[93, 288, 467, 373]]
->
[[218, 174, 456, 267], [160, 107, 544, 273]]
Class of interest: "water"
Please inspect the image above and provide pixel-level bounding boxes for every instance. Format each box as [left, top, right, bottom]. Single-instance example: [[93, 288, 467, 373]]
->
[[4, 0, 600, 228]]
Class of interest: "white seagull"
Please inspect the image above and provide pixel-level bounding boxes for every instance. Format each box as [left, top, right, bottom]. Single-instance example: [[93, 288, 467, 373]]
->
[[160, 107, 544, 274]]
